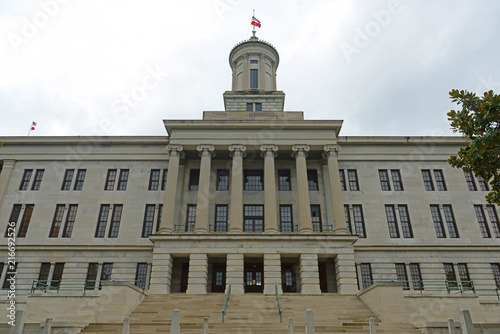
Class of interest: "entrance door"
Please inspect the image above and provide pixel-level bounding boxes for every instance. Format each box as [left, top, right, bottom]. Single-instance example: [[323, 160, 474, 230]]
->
[[319, 263, 328, 293], [181, 263, 189, 293], [212, 264, 226, 293], [281, 264, 297, 293], [244, 265, 263, 293]]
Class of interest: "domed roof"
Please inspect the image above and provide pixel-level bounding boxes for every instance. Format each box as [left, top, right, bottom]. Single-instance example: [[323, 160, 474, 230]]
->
[[228, 35, 280, 68]]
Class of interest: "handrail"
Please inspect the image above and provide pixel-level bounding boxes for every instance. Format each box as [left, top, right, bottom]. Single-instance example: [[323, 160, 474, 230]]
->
[[275, 282, 282, 323], [222, 282, 231, 323]]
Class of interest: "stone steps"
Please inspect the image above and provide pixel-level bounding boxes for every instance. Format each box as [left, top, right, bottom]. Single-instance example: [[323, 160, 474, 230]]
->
[[80, 293, 422, 334]]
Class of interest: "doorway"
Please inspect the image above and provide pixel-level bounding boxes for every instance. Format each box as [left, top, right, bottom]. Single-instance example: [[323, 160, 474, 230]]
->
[[244, 257, 264, 293], [281, 263, 297, 293], [211, 263, 226, 293]]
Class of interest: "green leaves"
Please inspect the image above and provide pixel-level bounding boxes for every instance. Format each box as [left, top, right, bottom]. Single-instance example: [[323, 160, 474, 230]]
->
[[448, 89, 500, 205]]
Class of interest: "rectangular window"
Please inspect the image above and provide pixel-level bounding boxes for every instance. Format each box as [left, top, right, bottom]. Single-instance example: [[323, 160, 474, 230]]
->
[[17, 204, 34, 238], [246, 103, 253, 111], [142, 205, 156, 238], [95, 204, 110, 238], [161, 169, 168, 191], [19, 169, 33, 190], [85, 263, 99, 290], [3, 262, 17, 289], [465, 172, 477, 191], [135, 263, 148, 289], [344, 205, 352, 233], [62, 205, 78, 238], [444, 263, 458, 287], [216, 170, 230, 191], [430, 205, 446, 238], [278, 170, 291, 191], [105, 169, 117, 190], [280, 205, 293, 232], [117, 169, 129, 191], [189, 169, 200, 191], [61, 169, 74, 190], [457, 263, 472, 288], [385, 205, 400, 238], [51, 263, 64, 289], [186, 205, 197, 232], [398, 205, 413, 238], [108, 205, 123, 238], [434, 170, 447, 191], [214, 205, 228, 232], [100, 263, 113, 288], [395, 263, 410, 290], [353, 205, 366, 238], [422, 170, 434, 191], [244, 170, 264, 191], [149, 169, 160, 191], [49, 204, 65, 238], [307, 169, 319, 191], [348, 169, 359, 191], [311, 205, 322, 232], [156, 205, 163, 232], [339, 170, 346, 191], [243, 205, 264, 232], [474, 205, 491, 238], [31, 169, 44, 190], [5, 204, 21, 237], [37, 263, 51, 287], [250, 69, 258, 89], [379, 170, 391, 191], [409, 263, 423, 290], [255, 102, 262, 111], [443, 205, 459, 238], [74, 169, 86, 190], [360, 263, 373, 289], [391, 170, 404, 191], [478, 177, 490, 191], [491, 263, 500, 288], [486, 205, 500, 238], [250, 59, 258, 64]]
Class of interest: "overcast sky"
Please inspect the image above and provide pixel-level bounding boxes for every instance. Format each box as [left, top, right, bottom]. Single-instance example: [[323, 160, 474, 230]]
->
[[0, 0, 499, 138]]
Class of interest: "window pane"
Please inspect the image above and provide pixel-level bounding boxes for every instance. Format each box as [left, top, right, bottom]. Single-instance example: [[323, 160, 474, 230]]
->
[[117, 169, 129, 191], [61, 169, 74, 190], [189, 169, 200, 191], [474, 205, 491, 238], [95, 205, 110, 238], [108, 205, 123, 238], [339, 169, 346, 191], [443, 205, 459, 238], [344, 205, 352, 233], [280, 205, 293, 232], [360, 263, 373, 289], [31, 169, 44, 190], [156, 205, 163, 232], [478, 177, 490, 191], [422, 170, 434, 191], [307, 169, 318, 191], [278, 170, 291, 191], [444, 263, 457, 287], [311, 205, 322, 232], [391, 170, 404, 191], [217, 170, 230, 191], [49, 204, 65, 238], [149, 169, 160, 191], [100, 263, 113, 284], [17, 204, 34, 237], [430, 205, 446, 238], [215, 205, 228, 232], [37, 263, 51, 287], [409, 263, 423, 290], [51, 263, 64, 288], [5, 204, 22, 237], [395, 263, 409, 289], [385, 205, 399, 238], [379, 170, 391, 191], [250, 69, 258, 89], [142, 205, 155, 238], [244, 170, 263, 191], [161, 169, 168, 191], [486, 205, 500, 238], [85, 263, 98, 290], [348, 170, 359, 191], [353, 205, 366, 238], [105, 169, 117, 190], [19, 169, 32, 190], [434, 170, 447, 191], [457, 263, 472, 287], [62, 205, 78, 238], [186, 205, 197, 232], [135, 263, 148, 289], [243, 205, 264, 232], [255, 103, 262, 111], [74, 169, 86, 190], [398, 205, 413, 238], [491, 263, 500, 288], [464, 172, 477, 191], [246, 103, 253, 111]]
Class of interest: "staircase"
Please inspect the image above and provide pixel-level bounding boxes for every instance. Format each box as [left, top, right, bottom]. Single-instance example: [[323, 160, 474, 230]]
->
[[80, 293, 421, 334]]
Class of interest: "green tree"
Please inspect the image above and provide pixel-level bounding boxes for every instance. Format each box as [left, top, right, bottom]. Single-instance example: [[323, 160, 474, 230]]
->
[[448, 89, 500, 204]]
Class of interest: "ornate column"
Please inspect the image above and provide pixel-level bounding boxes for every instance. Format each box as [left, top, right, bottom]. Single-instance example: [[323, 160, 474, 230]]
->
[[159, 145, 184, 233], [0, 160, 15, 205], [323, 145, 349, 234], [231, 61, 237, 91], [195, 145, 215, 233], [242, 54, 249, 90], [260, 145, 278, 233], [271, 61, 277, 90], [292, 145, 312, 233], [259, 53, 266, 89], [228, 145, 246, 232]]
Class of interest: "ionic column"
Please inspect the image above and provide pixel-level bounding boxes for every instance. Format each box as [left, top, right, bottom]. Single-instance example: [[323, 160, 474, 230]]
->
[[292, 145, 312, 233], [261, 145, 278, 233], [231, 61, 237, 91], [186, 253, 208, 294], [259, 53, 266, 90], [229, 145, 246, 232], [323, 145, 349, 234], [195, 145, 215, 233], [0, 159, 15, 205], [242, 54, 249, 90], [159, 145, 184, 233]]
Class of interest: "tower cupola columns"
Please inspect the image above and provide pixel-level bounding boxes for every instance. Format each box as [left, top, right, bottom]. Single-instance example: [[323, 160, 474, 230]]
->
[[223, 34, 285, 112]]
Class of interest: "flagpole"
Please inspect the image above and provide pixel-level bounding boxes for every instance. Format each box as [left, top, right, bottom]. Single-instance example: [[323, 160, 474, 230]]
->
[[27, 123, 32, 136], [252, 9, 256, 36]]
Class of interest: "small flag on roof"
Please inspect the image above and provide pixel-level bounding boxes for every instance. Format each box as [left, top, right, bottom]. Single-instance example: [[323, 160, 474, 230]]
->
[[251, 16, 261, 28], [31, 121, 37, 130]]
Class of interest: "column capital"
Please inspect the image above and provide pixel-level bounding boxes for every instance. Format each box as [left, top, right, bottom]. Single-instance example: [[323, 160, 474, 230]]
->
[[197, 144, 215, 158], [229, 144, 247, 158], [165, 144, 184, 158], [322, 145, 341, 159], [291, 144, 310, 158], [260, 144, 278, 158]]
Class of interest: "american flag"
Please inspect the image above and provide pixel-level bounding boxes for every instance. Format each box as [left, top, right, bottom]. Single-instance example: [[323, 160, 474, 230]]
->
[[31, 122, 37, 130]]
